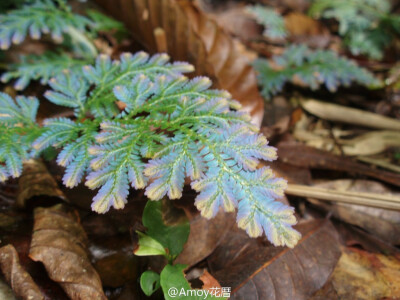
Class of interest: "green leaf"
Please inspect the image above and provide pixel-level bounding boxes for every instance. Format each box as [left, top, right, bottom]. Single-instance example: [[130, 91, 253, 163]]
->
[[140, 270, 160, 296], [160, 264, 193, 300], [143, 200, 190, 257], [160, 264, 227, 300], [134, 231, 166, 256]]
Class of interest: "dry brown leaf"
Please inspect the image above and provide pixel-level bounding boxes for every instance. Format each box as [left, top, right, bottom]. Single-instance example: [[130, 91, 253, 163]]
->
[[94, 0, 265, 127], [301, 98, 400, 131], [195, 3, 263, 43], [17, 159, 66, 209], [29, 204, 106, 300], [0, 244, 44, 300], [312, 180, 400, 245], [199, 270, 222, 291], [315, 248, 400, 299], [208, 220, 341, 299], [294, 128, 400, 156], [175, 209, 236, 267]]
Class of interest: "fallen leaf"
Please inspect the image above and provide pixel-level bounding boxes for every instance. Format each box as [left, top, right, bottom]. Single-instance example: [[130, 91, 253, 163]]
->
[[208, 220, 341, 299], [301, 98, 400, 131], [175, 209, 236, 267], [195, 3, 262, 43], [29, 204, 106, 300], [294, 128, 400, 156], [316, 248, 400, 299], [311, 180, 400, 245], [0, 244, 44, 300], [17, 159, 66, 209], [278, 142, 400, 187], [334, 222, 400, 257], [94, 0, 265, 127], [199, 270, 222, 291], [0, 208, 70, 299]]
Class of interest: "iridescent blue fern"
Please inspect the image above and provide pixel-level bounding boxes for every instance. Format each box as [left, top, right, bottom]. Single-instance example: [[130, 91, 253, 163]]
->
[[1, 52, 90, 90], [0, 0, 92, 50], [0, 93, 40, 181], [31, 52, 300, 247]]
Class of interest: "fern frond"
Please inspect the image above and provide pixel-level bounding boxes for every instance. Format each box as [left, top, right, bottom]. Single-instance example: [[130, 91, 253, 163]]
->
[[247, 5, 287, 39], [47, 52, 194, 118], [34, 51, 300, 247], [0, 0, 92, 49], [254, 44, 380, 98], [0, 92, 40, 181], [1, 51, 90, 90], [0, 0, 123, 58], [309, 0, 400, 59]]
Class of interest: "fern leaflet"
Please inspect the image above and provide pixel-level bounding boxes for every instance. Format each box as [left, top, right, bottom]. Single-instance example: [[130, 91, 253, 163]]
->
[[254, 44, 380, 98], [247, 5, 287, 39], [0, 92, 41, 181], [1, 51, 91, 90]]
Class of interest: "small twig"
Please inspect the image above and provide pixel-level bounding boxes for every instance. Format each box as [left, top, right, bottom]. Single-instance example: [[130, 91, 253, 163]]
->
[[286, 184, 400, 210]]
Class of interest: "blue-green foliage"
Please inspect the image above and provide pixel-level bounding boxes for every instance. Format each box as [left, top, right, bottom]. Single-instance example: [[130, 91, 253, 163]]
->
[[0, 0, 125, 90], [309, 0, 400, 59], [247, 5, 287, 39], [1, 51, 90, 90], [254, 44, 380, 98], [32, 52, 300, 247], [0, 0, 125, 92], [0, 93, 40, 181], [0, 0, 92, 50]]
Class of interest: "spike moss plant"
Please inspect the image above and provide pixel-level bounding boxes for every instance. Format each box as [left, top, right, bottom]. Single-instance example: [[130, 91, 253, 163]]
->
[[0, 52, 300, 248], [0, 1, 300, 248]]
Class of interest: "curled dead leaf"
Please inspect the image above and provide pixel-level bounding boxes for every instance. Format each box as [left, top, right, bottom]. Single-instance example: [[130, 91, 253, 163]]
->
[[17, 159, 66, 209], [0, 244, 44, 300], [29, 204, 106, 300]]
